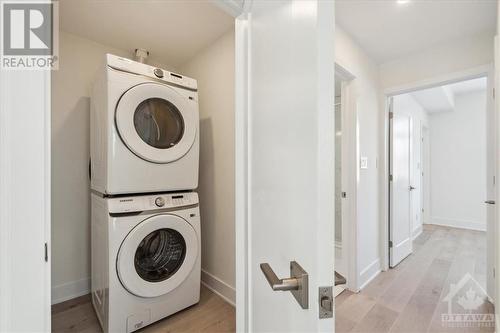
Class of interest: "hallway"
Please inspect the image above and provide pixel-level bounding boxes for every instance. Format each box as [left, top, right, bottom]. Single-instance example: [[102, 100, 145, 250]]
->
[[335, 225, 493, 333]]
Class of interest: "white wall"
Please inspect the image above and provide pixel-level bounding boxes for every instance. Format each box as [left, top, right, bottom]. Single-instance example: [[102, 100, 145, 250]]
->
[[335, 27, 382, 289], [381, 33, 494, 90], [429, 90, 487, 231], [51, 31, 176, 303], [179, 29, 236, 304], [393, 94, 429, 238]]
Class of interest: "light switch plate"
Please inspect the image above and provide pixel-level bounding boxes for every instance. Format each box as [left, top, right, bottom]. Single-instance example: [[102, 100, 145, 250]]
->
[[360, 157, 368, 169]]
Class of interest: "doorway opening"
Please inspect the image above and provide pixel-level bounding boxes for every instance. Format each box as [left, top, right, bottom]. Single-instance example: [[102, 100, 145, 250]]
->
[[384, 72, 496, 330], [334, 64, 356, 297], [51, 1, 237, 332]]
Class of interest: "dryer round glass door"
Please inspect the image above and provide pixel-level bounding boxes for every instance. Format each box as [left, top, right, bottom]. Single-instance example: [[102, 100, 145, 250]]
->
[[117, 214, 199, 298], [115, 83, 197, 163]]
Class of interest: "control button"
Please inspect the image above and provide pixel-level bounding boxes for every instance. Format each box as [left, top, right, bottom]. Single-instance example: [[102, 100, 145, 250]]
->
[[155, 197, 165, 207], [153, 68, 164, 78]]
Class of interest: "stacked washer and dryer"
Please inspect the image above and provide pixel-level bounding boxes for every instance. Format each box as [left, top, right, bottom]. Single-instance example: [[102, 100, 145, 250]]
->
[[90, 54, 201, 333]]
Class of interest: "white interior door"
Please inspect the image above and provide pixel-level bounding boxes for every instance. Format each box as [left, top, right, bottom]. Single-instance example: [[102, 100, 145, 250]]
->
[[235, 1, 335, 331], [389, 109, 413, 267], [0, 70, 51, 331]]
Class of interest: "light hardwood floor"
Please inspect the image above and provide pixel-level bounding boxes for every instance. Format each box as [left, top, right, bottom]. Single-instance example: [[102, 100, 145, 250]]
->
[[52, 286, 235, 333], [335, 224, 494, 333]]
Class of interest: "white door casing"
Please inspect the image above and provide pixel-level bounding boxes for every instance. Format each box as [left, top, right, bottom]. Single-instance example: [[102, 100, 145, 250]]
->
[[235, 0, 335, 331], [494, 34, 500, 321], [389, 110, 413, 267], [335, 63, 358, 292]]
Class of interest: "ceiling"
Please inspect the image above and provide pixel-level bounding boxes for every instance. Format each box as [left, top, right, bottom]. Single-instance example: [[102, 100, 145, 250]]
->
[[410, 77, 487, 113], [59, 1, 234, 68], [336, 0, 497, 64]]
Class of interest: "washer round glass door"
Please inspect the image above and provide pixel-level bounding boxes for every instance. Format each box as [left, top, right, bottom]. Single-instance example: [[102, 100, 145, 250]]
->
[[117, 214, 198, 298], [115, 83, 197, 163]]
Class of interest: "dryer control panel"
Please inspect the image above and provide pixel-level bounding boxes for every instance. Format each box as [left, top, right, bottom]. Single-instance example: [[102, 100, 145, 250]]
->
[[107, 192, 198, 214], [106, 53, 197, 91]]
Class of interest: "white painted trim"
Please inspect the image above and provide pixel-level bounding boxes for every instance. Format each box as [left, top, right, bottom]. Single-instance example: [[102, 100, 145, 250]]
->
[[358, 259, 381, 290], [494, 34, 500, 323], [412, 225, 423, 240], [429, 218, 486, 232], [384, 64, 493, 96], [234, 11, 250, 333], [52, 278, 90, 305], [201, 270, 236, 307], [380, 65, 494, 277], [379, 96, 391, 272], [335, 62, 359, 292]]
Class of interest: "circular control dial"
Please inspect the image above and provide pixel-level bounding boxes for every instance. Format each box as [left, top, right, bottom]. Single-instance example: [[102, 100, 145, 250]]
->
[[155, 197, 165, 207], [153, 68, 164, 78]]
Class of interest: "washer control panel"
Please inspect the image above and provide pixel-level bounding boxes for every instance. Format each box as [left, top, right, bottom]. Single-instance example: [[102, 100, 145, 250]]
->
[[108, 192, 198, 214]]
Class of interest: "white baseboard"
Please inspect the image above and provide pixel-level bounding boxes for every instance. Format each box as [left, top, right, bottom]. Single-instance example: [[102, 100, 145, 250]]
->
[[430, 216, 486, 232], [52, 277, 90, 305], [359, 258, 381, 290], [52, 272, 236, 307], [201, 270, 235, 307], [412, 225, 423, 240]]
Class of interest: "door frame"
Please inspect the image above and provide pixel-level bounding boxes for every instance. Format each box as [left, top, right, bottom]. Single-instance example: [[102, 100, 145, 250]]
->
[[380, 64, 496, 299], [335, 62, 359, 292]]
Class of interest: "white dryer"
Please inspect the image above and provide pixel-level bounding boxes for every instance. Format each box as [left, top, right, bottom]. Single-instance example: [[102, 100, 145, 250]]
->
[[91, 191, 200, 333], [90, 54, 199, 195]]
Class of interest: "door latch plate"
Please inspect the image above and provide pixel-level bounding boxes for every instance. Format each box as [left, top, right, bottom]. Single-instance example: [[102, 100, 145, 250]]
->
[[318, 286, 333, 319]]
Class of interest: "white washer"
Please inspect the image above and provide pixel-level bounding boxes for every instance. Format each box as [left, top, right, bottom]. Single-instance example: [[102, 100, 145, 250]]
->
[[90, 54, 199, 195], [91, 192, 200, 333]]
